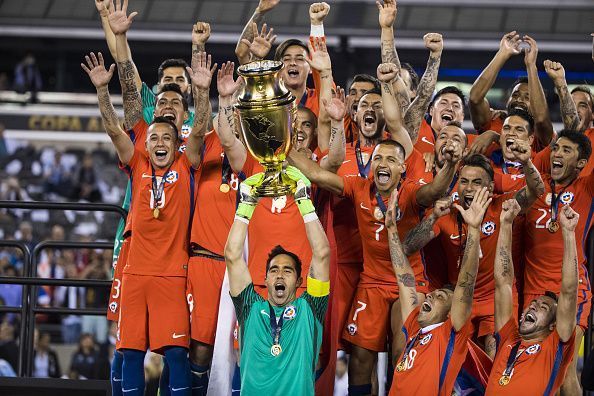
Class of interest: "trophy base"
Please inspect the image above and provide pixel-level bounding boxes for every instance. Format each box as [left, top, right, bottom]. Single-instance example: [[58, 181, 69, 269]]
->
[[254, 164, 296, 197]]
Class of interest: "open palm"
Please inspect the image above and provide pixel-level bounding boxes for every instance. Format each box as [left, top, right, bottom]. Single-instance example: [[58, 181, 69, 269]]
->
[[81, 52, 115, 88], [107, 0, 138, 35], [187, 52, 217, 90], [217, 62, 242, 97]]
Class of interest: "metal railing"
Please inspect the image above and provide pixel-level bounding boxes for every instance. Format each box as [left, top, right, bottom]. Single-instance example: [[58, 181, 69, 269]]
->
[[0, 201, 126, 377]]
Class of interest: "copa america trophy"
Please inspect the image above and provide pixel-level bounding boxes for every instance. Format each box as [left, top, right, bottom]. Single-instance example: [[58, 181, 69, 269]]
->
[[235, 60, 297, 197]]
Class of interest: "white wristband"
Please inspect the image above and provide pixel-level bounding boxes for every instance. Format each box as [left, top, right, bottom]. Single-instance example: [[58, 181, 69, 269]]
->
[[303, 212, 319, 223], [310, 24, 325, 38], [234, 215, 250, 225]]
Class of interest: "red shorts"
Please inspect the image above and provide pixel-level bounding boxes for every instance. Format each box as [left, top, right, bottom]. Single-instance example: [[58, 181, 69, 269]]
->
[[471, 295, 519, 338], [524, 289, 591, 331], [118, 274, 190, 354], [107, 238, 129, 323], [336, 262, 362, 350], [186, 254, 226, 345]]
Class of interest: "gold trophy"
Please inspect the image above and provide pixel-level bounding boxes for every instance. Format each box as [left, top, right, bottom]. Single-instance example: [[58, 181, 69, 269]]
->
[[235, 60, 296, 197]]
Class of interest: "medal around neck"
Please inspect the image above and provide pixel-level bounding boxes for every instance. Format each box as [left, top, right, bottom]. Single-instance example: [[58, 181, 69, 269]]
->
[[235, 60, 297, 197], [547, 220, 559, 233], [219, 183, 230, 193], [271, 343, 282, 356], [499, 374, 511, 386], [153, 207, 159, 219]]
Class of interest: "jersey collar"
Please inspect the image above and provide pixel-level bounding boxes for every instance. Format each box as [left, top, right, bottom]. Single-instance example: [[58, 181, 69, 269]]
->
[[421, 321, 444, 334]]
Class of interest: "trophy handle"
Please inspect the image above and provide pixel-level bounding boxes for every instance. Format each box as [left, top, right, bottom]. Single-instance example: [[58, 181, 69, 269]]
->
[[254, 163, 296, 197]]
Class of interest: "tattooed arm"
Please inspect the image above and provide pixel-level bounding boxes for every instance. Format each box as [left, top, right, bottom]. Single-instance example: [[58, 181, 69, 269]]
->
[[507, 139, 544, 212], [402, 212, 438, 256], [404, 34, 442, 143], [556, 205, 579, 342], [378, 0, 400, 68], [235, 0, 279, 65], [544, 60, 580, 131], [320, 98, 347, 173]]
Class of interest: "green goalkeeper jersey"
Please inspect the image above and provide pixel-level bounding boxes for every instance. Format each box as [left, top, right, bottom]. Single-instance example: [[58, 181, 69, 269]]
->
[[232, 284, 328, 396]]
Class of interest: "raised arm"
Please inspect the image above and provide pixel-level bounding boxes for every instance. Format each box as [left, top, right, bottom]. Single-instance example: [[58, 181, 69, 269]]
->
[[377, 63, 413, 158], [225, 174, 263, 296], [82, 52, 133, 165], [319, 87, 347, 173], [377, 0, 400, 68], [288, 149, 344, 196], [416, 138, 462, 207], [508, 139, 545, 211], [107, 0, 142, 130], [494, 199, 521, 332], [402, 197, 451, 255], [556, 205, 579, 342], [239, 23, 277, 63], [184, 52, 217, 168], [523, 35, 554, 146], [235, 0, 279, 65], [216, 61, 248, 173], [450, 187, 491, 331], [403, 33, 443, 143], [544, 60, 580, 131], [305, 38, 333, 153], [469, 31, 520, 130], [386, 189, 419, 320]]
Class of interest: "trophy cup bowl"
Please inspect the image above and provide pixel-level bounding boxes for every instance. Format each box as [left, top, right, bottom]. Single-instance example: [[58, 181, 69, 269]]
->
[[235, 60, 296, 197]]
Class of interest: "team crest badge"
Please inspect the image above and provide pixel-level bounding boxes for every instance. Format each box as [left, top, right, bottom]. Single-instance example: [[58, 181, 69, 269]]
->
[[481, 221, 496, 236], [181, 125, 192, 139], [451, 192, 459, 202], [420, 334, 433, 345], [525, 344, 541, 355], [165, 171, 179, 184], [560, 192, 574, 205], [109, 302, 118, 313], [283, 305, 297, 320], [178, 144, 187, 153], [347, 323, 358, 336], [545, 193, 552, 205], [374, 207, 384, 221]]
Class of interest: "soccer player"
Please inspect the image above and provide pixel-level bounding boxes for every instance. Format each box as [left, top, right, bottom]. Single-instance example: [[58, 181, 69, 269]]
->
[[469, 32, 553, 153], [344, 74, 381, 144], [235, 0, 280, 65], [486, 201, 579, 396], [403, 153, 544, 358], [523, 130, 594, 395], [82, 48, 207, 396], [387, 185, 490, 395], [225, 167, 330, 395]]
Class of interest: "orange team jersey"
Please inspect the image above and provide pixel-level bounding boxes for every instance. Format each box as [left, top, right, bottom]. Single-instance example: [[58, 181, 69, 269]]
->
[[190, 130, 239, 256], [432, 193, 517, 301], [405, 148, 434, 186], [535, 128, 594, 178], [123, 149, 196, 277], [485, 318, 575, 396], [342, 176, 428, 289], [344, 114, 359, 144], [242, 155, 312, 287], [522, 171, 594, 296], [491, 148, 547, 194], [390, 306, 473, 396], [414, 118, 435, 155]]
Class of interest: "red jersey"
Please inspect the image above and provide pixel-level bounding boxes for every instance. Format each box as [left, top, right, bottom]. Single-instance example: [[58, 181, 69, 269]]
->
[[405, 148, 434, 186], [123, 149, 196, 277], [190, 130, 238, 256], [344, 114, 359, 144], [342, 177, 427, 288], [485, 319, 575, 396], [582, 128, 594, 176], [492, 147, 549, 194], [414, 118, 435, 155], [242, 156, 312, 287], [535, 128, 594, 179], [390, 306, 473, 396], [523, 172, 594, 295], [432, 194, 517, 301]]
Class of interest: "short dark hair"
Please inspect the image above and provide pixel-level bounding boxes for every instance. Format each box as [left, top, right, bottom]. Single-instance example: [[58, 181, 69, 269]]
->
[[571, 85, 594, 111], [461, 153, 494, 182], [274, 39, 309, 61], [442, 284, 455, 293], [506, 108, 534, 134], [376, 139, 406, 160], [349, 74, 381, 91], [157, 83, 189, 111], [446, 120, 463, 129], [157, 59, 190, 84], [556, 129, 592, 162], [361, 87, 382, 99], [510, 77, 529, 91], [429, 86, 466, 110], [544, 291, 559, 303], [149, 115, 179, 138], [265, 245, 303, 278], [401, 62, 419, 92]]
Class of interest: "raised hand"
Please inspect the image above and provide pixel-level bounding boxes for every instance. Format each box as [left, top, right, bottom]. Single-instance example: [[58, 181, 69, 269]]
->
[[454, 187, 492, 229], [424, 33, 443, 57], [433, 197, 452, 219], [107, 0, 138, 35], [423, 151, 435, 173], [95, 0, 110, 17], [305, 37, 331, 74], [217, 61, 243, 98], [523, 35, 538, 66], [377, 0, 396, 29], [257, 0, 280, 14], [498, 31, 521, 58], [322, 86, 347, 122], [543, 59, 565, 84], [310, 2, 330, 25], [240, 23, 277, 60], [81, 52, 115, 88], [468, 130, 499, 155], [376, 62, 399, 83], [192, 22, 211, 45], [385, 188, 399, 233], [508, 139, 532, 164], [559, 205, 579, 232], [239, 173, 264, 205], [441, 139, 464, 164], [500, 199, 521, 224], [185, 52, 217, 90]]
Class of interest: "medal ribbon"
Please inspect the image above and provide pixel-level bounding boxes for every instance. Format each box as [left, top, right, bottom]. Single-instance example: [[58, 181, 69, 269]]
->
[[456, 213, 466, 268], [151, 164, 173, 211], [221, 153, 232, 187], [501, 161, 522, 175], [549, 179, 575, 224], [355, 140, 372, 178], [502, 341, 525, 379], [397, 330, 422, 370], [374, 181, 401, 217], [268, 303, 285, 349]]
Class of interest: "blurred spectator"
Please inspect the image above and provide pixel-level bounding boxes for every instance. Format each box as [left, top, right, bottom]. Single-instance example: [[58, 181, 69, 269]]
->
[[95, 322, 117, 380], [144, 352, 163, 395], [43, 151, 73, 198], [0, 124, 7, 159], [69, 333, 100, 379], [81, 250, 110, 344], [54, 263, 84, 343], [0, 320, 18, 374], [334, 355, 348, 396], [13, 53, 42, 103], [0, 73, 9, 91], [0, 176, 32, 222], [0, 265, 22, 324], [73, 154, 102, 202], [33, 330, 61, 378], [14, 221, 36, 253]]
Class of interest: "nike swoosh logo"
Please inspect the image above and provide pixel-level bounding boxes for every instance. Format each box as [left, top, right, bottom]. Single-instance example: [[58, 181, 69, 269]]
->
[[360, 203, 370, 210], [260, 309, 270, 318], [112, 378, 122, 382], [421, 136, 435, 146], [418, 178, 427, 185], [342, 160, 351, 164], [450, 234, 465, 240], [172, 333, 186, 339], [171, 386, 190, 392], [141, 173, 153, 178], [122, 388, 138, 393]]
